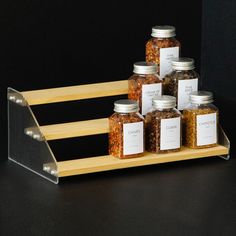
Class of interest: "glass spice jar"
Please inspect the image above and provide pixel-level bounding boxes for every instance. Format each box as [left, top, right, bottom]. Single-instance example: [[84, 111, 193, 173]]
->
[[128, 62, 163, 116], [146, 25, 181, 79], [109, 99, 145, 159], [164, 58, 199, 110], [183, 91, 218, 149], [145, 95, 181, 153]]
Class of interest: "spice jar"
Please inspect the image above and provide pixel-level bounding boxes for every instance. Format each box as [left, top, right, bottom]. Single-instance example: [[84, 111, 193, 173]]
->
[[109, 99, 145, 159], [145, 96, 181, 153], [146, 25, 181, 79], [164, 58, 199, 110], [183, 91, 218, 149], [128, 62, 162, 116]]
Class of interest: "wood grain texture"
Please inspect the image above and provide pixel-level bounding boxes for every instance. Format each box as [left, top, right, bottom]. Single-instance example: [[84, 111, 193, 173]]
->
[[40, 118, 109, 140], [22, 80, 128, 105], [57, 145, 229, 177]]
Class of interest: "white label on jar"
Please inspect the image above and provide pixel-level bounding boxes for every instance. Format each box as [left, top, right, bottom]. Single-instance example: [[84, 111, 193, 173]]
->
[[197, 113, 217, 146], [177, 78, 198, 110], [159, 46, 179, 79], [160, 117, 181, 150], [123, 122, 144, 155], [142, 83, 162, 115]]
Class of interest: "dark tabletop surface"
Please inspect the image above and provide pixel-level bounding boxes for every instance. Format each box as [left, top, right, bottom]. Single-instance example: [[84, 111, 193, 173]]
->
[[1, 155, 236, 236]]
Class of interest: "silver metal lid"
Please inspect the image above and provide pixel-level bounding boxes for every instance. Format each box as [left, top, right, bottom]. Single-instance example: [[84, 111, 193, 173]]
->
[[151, 25, 176, 38], [171, 58, 195, 70], [133, 62, 158, 74], [190, 91, 213, 104], [114, 99, 139, 113], [152, 95, 176, 109]]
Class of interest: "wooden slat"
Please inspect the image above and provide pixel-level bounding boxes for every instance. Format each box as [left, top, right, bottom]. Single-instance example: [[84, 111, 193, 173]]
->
[[40, 118, 109, 140], [22, 80, 128, 105], [57, 145, 229, 177]]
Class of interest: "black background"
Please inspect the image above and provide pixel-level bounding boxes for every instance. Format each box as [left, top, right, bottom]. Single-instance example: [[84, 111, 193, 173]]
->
[[201, 0, 236, 153], [0, 0, 201, 161], [1, 0, 236, 235]]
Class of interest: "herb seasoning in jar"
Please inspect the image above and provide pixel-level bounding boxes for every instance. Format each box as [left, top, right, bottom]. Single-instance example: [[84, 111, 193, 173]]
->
[[145, 96, 181, 153], [183, 91, 218, 149], [164, 58, 199, 110], [109, 99, 145, 159], [128, 62, 162, 116], [146, 25, 181, 79]]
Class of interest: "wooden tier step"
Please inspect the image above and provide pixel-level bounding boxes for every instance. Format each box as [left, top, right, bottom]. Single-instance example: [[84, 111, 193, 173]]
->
[[40, 118, 109, 140], [56, 145, 229, 177], [22, 80, 128, 105]]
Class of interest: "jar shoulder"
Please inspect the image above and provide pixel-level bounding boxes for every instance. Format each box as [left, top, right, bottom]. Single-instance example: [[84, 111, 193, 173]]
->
[[146, 109, 181, 120], [146, 37, 181, 48], [109, 112, 144, 124], [183, 103, 218, 113], [166, 70, 199, 81], [128, 74, 162, 84]]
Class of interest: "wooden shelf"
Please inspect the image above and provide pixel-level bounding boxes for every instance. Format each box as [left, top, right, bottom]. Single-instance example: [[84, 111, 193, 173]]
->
[[22, 80, 128, 106], [57, 145, 229, 177], [8, 80, 230, 184], [40, 118, 109, 140]]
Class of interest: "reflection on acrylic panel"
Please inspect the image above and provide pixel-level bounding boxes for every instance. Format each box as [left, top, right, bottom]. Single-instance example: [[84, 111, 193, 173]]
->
[[8, 88, 58, 184]]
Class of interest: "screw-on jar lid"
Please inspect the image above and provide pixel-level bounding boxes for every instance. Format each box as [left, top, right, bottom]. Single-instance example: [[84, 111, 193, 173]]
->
[[190, 91, 213, 104], [114, 99, 139, 113], [152, 95, 176, 109], [151, 25, 176, 38], [133, 62, 158, 74], [171, 58, 195, 70]]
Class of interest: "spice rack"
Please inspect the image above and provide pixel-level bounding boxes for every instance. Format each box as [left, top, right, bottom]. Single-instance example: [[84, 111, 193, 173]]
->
[[8, 80, 230, 184]]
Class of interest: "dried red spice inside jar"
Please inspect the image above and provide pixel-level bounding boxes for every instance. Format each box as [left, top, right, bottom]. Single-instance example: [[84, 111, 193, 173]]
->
[[128, 62, 162, 116], [109, 99, 145, 159], [146, 25, 181, 79], [145, 95, 182, 153], [183, 91, 218, 149], [164, 58, 199, 110]]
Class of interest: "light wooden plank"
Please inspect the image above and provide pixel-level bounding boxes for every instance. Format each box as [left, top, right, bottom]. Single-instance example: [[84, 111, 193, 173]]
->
[[22, 80, 128, 105], [40, 118, 109, 140], [57, 145, 229, 177]]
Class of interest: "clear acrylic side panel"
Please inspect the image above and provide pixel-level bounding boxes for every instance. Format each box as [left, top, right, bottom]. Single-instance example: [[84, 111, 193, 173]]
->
[[218, 125, 230, 160], [8, 88, 59, 184]]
